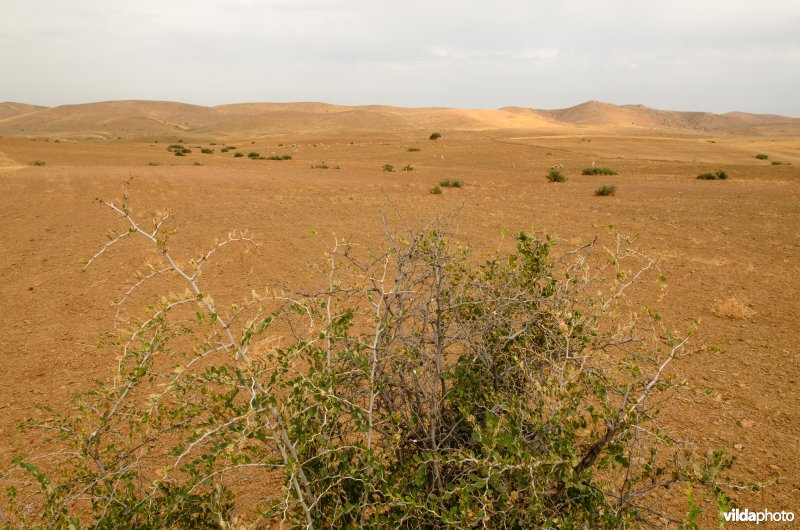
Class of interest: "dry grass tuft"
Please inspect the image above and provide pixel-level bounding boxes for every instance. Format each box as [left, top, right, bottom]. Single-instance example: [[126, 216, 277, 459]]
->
[[712, 297, 755, 320]]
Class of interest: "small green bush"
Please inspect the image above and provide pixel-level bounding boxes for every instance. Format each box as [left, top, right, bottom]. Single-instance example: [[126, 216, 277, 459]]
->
[[234, 152, 244, 158], [696, 170, 728, 180], [407, 147, 420, 152], [28, 160, 46, 166], [181, 148, 191, 154], [221, 147, 229, 153], [547, 168, 566, 182], [402, 165, 414, 171], [201, 148, 213, 154], [595, 185, 617, 196], [429, 185, 442, 194], [755, 154, 768, 160], [429, 132, 441, 141], [147, 162, 161, 166], [311, 162, 330, 169], [582, 167, 617, 176], [193, 162, 203, 166], [167, 144, 183, 150], [247, 152, 260, 159], [174, 151, 185, 157], [383, 164, 394, 172], [227, 146, 237, 150], [438, 179, 462, 188], [265, 155, 292, 161], [771, 161, 788, 165]]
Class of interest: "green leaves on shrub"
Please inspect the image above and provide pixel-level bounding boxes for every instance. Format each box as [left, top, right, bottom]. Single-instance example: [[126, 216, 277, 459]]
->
[[1, 195, 736, 529]]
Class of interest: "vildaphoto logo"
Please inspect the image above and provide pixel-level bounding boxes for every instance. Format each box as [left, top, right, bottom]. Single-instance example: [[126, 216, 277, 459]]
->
[[723, 508, 795, 524]]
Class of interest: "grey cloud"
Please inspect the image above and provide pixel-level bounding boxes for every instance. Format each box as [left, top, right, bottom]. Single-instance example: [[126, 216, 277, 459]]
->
[[1, 0, 798, 115]]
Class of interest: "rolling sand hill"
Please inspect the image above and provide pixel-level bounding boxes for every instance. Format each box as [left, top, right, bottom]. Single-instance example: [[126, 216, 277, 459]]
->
[[0, 100, 797, 140]]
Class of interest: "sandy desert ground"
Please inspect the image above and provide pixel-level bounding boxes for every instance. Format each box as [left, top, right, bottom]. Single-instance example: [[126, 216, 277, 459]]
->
[[0, 100, 798, 522]]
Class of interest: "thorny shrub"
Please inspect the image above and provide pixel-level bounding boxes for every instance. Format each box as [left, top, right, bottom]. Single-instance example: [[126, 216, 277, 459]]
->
[[0, 183, 735, 529]]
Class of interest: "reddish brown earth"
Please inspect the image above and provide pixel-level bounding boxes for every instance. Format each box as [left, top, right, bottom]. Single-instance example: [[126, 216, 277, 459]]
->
[[0, 102, 799, 522]]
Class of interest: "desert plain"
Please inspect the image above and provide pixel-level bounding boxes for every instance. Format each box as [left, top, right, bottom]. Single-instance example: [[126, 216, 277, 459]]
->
[[0, 100, 798, 520]]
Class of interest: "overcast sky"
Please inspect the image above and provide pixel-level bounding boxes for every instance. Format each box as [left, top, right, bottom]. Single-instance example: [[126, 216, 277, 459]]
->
[[2, 0, 799, 115]]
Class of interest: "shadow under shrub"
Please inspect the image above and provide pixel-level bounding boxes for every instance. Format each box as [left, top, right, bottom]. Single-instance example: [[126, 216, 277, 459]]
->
[[1, 188, 734, 529]]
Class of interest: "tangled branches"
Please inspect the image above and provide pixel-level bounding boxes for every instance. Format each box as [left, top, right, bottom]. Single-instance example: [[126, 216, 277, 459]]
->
[[1, 185, 733, 528]]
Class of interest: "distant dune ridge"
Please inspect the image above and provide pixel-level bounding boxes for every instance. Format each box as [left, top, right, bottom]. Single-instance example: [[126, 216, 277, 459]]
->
[[0, 99, 797, 140]]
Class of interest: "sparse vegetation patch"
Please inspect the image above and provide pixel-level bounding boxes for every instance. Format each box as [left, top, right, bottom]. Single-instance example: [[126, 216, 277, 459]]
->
[[755, 154, 768, 160], [582, 167, 617, 175], [438, 179, 462, 188], [595, 185, 617, 196], [382, 164, 394, 172], [547, 167, 566, 182], [697, 170, 728, 180]]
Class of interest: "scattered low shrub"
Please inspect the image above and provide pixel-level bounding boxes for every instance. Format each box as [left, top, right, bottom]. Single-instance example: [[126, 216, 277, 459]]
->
[[174, 151, 185, 157], [438, 179, 462, 188], [582, 167, 617, 175], [429, 185, 442, 194], [547, 167, 566, 182], [200, 148, 213, 154], [595, 185, 617, 196], [311, 162, 330, 169], [28, 160, 46, 166], [429, 132, 441, 141], [234, 152, 244, 158], [382, 164, 394, 172], [181, 148, 191, 154], [221, 147, 229, 153], [167, 144, 183, 150], [193, 162, 203, 166], [265, 155, 292, 161], [247, 152, 260, 159], [755, 154, 768, 160], [697, 170, 728, 180], [407, 147, 420, 152], [402, 165, 414, 171], [147, 162, 161, 166], [771, 161, 789, 165]]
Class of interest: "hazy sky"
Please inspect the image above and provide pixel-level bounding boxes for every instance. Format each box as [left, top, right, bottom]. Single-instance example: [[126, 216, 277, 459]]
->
[[2, 0, 799, 115]]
